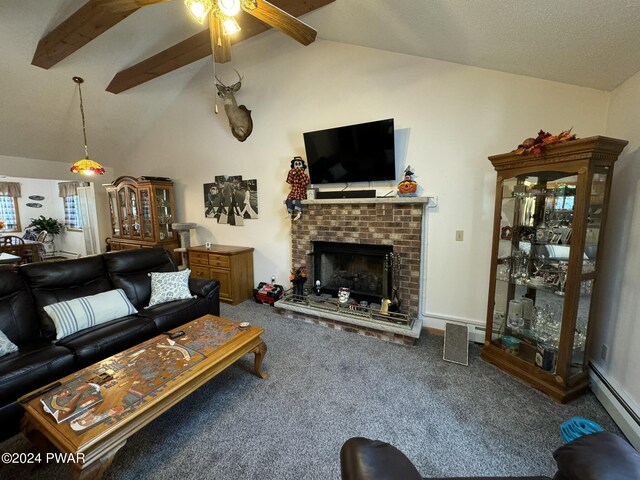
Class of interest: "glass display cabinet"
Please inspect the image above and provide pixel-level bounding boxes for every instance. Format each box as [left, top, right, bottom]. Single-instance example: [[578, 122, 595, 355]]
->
[[481, 136, 627, 402], [105, 176, 179, 260]]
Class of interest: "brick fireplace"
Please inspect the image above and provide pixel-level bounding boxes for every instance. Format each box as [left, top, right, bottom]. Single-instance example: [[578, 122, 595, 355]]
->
[[277, 197, 432, 344]]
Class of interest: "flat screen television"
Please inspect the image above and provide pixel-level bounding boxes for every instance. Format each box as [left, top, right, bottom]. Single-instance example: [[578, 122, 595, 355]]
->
[[303, 118, 396, 184]]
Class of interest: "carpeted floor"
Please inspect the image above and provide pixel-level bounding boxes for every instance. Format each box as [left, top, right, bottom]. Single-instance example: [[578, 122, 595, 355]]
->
[[0, 300, 621, 479]]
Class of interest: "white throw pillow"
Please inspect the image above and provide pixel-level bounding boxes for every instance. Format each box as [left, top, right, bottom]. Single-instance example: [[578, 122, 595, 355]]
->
[[0, 329, 18, 357], [147, 269, 194, 308], [44, 289, 138, 341]]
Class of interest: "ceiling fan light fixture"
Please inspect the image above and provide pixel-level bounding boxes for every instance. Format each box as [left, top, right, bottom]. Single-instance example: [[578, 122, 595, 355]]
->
[[70, 76, 104, 176], [185, 0, 213, 24], [221, 16, 241, 35], [217, 0, 241, 16]]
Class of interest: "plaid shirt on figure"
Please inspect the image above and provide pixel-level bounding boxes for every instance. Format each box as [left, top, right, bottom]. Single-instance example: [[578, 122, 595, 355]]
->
[[286, 168, 310, 200]]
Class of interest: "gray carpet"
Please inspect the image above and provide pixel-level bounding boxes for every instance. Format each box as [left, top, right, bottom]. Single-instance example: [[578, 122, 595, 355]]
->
[[0, 300, 621, 479]]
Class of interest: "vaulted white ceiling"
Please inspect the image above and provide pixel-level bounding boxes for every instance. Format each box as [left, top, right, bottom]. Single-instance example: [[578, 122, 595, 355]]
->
[[2, 0, 640, 166]]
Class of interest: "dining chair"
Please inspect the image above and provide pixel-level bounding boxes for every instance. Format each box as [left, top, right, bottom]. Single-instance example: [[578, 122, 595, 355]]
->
[[0, 235, 27, 264]]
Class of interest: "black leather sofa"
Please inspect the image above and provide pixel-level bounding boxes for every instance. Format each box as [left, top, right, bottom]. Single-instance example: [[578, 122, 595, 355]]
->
[[341, 432, 640, 479], [0, 247, 220, 441]]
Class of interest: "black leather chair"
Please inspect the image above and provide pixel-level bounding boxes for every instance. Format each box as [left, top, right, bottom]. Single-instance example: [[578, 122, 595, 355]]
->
[[340, 432, 640, 480]]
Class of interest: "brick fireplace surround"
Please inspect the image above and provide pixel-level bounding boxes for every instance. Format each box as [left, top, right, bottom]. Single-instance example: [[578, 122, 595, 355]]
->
[[276, 197, 432, 345]]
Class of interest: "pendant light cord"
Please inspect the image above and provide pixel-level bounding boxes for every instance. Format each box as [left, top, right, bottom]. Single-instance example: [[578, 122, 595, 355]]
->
[[73, 76, 90, 159]]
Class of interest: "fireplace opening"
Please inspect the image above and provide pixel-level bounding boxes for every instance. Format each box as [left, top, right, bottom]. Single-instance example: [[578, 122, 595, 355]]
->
[[312, 241, 393, 304]]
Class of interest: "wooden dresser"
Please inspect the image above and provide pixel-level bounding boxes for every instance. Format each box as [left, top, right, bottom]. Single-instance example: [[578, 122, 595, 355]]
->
[[188, 245, 254, 305]]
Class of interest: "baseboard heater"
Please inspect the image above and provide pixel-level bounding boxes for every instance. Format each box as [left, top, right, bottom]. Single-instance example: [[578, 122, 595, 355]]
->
[[590, 361, 640, 426]]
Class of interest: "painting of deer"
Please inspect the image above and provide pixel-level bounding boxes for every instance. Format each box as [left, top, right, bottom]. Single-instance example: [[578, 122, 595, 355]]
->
[[215, 70, 253, 142]]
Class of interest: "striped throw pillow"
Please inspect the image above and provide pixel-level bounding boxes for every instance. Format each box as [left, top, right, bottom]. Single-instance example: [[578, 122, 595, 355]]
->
[[44, 289, 138, 341]]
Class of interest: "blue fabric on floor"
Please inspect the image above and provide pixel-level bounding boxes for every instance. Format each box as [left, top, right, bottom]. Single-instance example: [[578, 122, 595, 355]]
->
[[560, 416, 604, 443]]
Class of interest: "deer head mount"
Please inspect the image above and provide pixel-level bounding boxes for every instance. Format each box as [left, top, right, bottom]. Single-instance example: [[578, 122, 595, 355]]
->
[[215, 70, 253, 142]]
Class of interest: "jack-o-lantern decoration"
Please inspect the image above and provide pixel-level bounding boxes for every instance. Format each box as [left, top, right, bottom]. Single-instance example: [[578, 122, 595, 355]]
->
[[397, 165, 418, 197]]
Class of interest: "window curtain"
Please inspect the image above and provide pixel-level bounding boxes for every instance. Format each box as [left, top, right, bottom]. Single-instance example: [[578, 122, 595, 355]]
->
[[58, 181, 89, 197], [0, 182, 21, 197]]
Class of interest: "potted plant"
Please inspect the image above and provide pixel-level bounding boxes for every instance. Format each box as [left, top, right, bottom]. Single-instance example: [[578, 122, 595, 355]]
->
[[27, 216, 64, 236]]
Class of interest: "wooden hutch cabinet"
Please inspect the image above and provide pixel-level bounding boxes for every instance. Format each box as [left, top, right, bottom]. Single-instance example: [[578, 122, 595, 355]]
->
[[105, 176, 179, 260], [481, 136, 627, 402]]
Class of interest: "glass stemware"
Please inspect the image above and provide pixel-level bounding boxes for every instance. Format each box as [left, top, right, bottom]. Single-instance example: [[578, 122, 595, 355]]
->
[[533, 253, 547, 275]]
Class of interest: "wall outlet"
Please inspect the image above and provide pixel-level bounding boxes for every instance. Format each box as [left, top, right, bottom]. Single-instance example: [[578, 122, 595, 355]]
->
[[600, 344, 609, 361], [455, 230, 464, 241]]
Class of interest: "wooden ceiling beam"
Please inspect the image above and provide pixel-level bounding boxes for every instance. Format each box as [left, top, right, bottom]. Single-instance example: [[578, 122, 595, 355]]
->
[[107, 0, 334, 94], [32, 0, 171, 69]]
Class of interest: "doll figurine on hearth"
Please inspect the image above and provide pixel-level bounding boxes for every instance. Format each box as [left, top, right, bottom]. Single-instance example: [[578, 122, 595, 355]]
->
[[290, 266, 307, 297], [284, 156, 310, 221]]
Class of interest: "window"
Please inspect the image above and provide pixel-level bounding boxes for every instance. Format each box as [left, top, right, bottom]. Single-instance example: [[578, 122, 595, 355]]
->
[[0, 195, 21, 232], [63, 195, 83, 230]]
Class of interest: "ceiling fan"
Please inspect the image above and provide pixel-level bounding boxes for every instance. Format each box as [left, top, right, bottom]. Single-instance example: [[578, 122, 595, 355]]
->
[[104, 0, 318, 63], [31, 0, 334, 92], [183, 0, 317, 63]]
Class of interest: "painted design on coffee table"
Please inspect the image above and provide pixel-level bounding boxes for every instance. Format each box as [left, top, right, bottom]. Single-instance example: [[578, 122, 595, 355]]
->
[[177, 317, 242, 355], [60, 335, 205, 432], [61, 318, 246, 433]]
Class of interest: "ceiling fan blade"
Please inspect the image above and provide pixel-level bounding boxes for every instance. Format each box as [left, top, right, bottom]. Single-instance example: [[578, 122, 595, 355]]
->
[[209, 11, 232, 63], [245, 0, 317, 45]]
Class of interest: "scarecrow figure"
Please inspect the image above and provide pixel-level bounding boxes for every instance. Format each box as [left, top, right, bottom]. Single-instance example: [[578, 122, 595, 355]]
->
[[285, 156, 309, 220]]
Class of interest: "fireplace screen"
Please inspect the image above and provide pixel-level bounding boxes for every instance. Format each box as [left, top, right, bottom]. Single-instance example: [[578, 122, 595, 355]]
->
[[312, 241, 392, 302]]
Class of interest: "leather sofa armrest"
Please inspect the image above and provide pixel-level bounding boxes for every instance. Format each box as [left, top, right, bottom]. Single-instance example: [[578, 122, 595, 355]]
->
[[553, 432, 640, 480], [340, 437, 422, 480], [189, 277, 220, 298]]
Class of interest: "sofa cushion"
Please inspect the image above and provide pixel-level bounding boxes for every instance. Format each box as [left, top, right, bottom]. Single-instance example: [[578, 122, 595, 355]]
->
[[553, 431, 640, 480], [139, 296, 216, 332], [104, 248, 177, 309], [188, 276, 219, 299], [20, 256, 113, 341], [0, 266, 42, 344], [56, 314, 157, 367], [0, 330, 18, 357], [44, 289, 138, 340], [0, 342, 77, 406], [147, 269, 194, 308]]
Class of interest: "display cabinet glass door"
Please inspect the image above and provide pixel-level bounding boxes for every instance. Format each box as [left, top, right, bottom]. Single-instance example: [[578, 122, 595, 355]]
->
[[155, 187, 173, 241], [490, 170, 589, 377], [117, 187, 129, 237], [139, 187, 154, 241], [108, 190, 120, 236], [127, 186, 141, 239]]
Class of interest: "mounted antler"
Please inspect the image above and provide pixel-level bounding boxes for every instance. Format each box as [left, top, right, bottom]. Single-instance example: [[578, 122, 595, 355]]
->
[[215, 69, 253, 142]]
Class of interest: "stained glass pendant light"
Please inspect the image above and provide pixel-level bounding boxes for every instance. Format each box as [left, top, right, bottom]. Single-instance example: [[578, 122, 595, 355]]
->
[[70, 76, 105, 175]]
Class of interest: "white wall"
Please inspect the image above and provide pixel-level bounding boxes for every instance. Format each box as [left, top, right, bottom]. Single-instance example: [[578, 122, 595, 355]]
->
[[120, 38, 608, 328], [589, 69, 640, 443]]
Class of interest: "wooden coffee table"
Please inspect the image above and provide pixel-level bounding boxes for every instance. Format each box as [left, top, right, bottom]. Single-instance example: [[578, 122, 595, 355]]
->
[[19, 314, 267, 480]]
